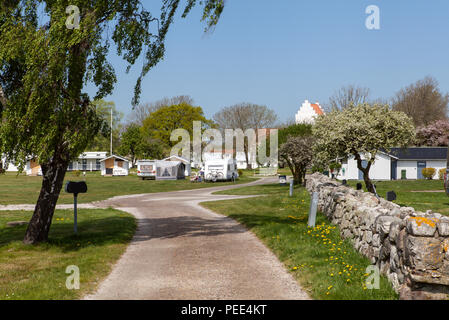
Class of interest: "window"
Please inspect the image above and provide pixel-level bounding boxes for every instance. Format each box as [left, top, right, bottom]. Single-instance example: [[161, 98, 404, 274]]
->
[[96, 159, 101, 170], [82, 159, 87, 171]]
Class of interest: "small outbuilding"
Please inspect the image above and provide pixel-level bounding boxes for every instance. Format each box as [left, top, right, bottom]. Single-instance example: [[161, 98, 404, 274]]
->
[[100, 155, 130, 176], [162, 155, 191, 176], [156, 161, 186, 180]]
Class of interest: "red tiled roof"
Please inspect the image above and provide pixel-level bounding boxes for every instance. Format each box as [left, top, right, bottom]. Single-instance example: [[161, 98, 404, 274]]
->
[[311, 103, 324, 115]]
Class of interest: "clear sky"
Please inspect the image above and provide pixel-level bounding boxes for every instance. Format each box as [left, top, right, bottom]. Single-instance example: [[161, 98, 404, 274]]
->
[[88, 0, 449, 122]]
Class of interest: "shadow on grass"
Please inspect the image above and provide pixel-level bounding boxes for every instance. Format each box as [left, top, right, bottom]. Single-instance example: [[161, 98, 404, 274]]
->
[[0, 216, 136, 252]]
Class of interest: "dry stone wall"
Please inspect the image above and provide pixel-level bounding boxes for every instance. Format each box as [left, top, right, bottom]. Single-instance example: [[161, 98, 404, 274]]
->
[[306, 173, 449, 300]]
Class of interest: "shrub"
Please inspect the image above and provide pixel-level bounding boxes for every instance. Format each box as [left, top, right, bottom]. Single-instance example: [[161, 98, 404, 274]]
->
[[439, 168, 446, 180], [422, 168, 436, 180], [311, 165, 324, 174], [73, 170, 81, 177], [238, 169, 244, 177]]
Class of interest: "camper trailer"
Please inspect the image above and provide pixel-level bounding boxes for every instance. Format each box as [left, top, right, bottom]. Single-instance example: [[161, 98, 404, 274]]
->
[[204, 159, 238, 182], [137, 160, 157, 180]]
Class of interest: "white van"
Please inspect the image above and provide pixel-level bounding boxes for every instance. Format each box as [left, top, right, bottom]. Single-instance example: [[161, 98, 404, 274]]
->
[[204, 159, 238, 182], [137, 160, 157, 180]]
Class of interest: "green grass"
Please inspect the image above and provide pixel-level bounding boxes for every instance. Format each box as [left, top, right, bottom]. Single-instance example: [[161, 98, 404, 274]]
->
[[346, 179, 449, 215], [0, 208, 136, 300], [203, 184, 398, 300], [0, 172, 256, 205]]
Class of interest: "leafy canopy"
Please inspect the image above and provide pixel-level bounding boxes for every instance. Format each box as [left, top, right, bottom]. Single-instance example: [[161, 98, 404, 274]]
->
[[313, 103, 416, 164], [0, 0, 224, 168], [141, 102, 213, 154]]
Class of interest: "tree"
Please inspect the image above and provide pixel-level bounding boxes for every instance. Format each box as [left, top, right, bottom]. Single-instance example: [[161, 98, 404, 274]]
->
[[392, 77, 449, 127], [127, 95, 195, 126], [279, 136, 314, 185], [326, 85, 370, 111], [0, 0, 225, 244], [141, 102, 213, 156], [416, 120, 449, 147], [278, 123, 313, 146], [118, 124, 142, 166], [118, 123, 163, 166], [87, 100, 124, 153], [313, 104, 415, 193], [213, 103, 278, 169]]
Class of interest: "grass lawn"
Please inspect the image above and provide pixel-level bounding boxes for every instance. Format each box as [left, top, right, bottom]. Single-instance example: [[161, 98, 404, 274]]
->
[[0, 172, 257, 205], [203, 184, 398, 300], [0, 208, 136, 300], [346, 179, 449, 215]]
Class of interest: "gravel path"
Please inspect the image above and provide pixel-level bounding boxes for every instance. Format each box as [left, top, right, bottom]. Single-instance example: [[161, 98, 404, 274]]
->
[[85, 177, 310, 300]]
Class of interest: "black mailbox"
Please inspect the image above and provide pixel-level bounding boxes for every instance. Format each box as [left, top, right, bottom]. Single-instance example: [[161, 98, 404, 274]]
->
[[65, 181, 87, 195], [386, 191, 397, 202]]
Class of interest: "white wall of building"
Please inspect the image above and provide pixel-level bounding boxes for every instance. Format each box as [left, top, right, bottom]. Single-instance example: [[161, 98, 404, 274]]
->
[[335, 153, 392, 180], [397, 160, 446, 180], [295, 100, 323, 124]]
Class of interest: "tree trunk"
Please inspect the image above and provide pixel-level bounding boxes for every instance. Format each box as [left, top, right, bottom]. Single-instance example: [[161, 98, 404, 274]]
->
[[293, 166, 303, 185], [362, 170, 375, 194], [23, 157, 69, 244]]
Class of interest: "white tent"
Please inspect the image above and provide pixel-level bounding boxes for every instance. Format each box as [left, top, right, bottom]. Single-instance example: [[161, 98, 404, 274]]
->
[[162, 155, 191, 176], [156, 161, 186, 180]]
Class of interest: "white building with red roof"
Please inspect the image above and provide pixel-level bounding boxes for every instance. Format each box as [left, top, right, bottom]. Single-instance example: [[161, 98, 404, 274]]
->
[[295, 100, 325, 124]]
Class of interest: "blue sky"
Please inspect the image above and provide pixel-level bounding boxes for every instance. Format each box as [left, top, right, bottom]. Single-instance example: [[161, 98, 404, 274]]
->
[[88, 0, 449, 122]]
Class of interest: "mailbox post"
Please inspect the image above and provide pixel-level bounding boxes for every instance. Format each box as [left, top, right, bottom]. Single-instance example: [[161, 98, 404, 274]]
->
[[65, 181, 88, 234]]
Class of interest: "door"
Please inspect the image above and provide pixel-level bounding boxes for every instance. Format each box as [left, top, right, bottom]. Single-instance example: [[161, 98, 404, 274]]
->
[[417, 161, 427, 179], [391, 160, 397, 180], [358, 160, 368, 180]]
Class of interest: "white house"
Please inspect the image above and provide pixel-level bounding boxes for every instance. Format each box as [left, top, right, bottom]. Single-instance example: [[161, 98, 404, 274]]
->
[[334, 147, 447, 181], [100, 155, 130, 176], [68, 152, 108, 172], [295, 100, 325, 124], [2, 151, 108, 175]]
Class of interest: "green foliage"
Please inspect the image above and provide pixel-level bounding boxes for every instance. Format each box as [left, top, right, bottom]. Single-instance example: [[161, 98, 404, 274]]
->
[[278, 123, 313, 145], [118, 123, 163, 164], [73, 170, 81, 177], [0, 0, 226, 243], [141, 102, 213, 156], [329, 162, 342, 172]]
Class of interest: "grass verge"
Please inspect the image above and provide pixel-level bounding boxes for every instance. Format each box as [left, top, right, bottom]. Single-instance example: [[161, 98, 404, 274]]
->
[[203, 184, 398, 300], [346, 179, 449, 215], [0, 208, 136, 300], [0, 172, 256, 205]]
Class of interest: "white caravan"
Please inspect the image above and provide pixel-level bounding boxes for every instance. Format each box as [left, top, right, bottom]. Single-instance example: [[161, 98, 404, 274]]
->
[[137, 160, 157, 180], [204, 159, 238, 182]]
